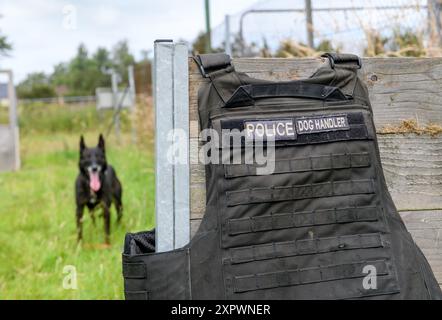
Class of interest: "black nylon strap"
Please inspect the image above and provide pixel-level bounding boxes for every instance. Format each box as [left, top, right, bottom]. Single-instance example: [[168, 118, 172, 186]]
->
[[227, 205, 380, 235], [321, 53, 362, 69], [122, 262, 147, 279], [226, 179, 375, 206], [194, 53, 232, 77], [230, 233, 384, 264], [224, 152, 371, 178], [224, 82, 347, 108], [124, 290, 150, 300], [233, 260, 389, 293]]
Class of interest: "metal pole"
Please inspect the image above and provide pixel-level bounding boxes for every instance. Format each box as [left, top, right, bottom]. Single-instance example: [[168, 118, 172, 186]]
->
[[428, 0, 442, 47], [204, 0, 212, 53], [305, 0, 314, 48], [111, 71, 120, 141], [7, 71, 20, 170], [225, 15, 232, 56], [153, 40, 190, 251], [128, 65, 137, 144]]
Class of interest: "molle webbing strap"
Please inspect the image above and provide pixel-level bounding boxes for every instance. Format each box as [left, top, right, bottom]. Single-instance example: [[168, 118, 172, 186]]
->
[[227, 205, 380, 236], [124, 290, 150, 300], [226, 179, 375, 206], [194, 53, 242, 103], [122, 262, 147, 279], [194, 53, 232, 76], [233, 259, 389, 293], [224, 152, 371, 178], [229, 233, 384, 264], [321, 53, 362, 69], [224, 82, 347, 108]]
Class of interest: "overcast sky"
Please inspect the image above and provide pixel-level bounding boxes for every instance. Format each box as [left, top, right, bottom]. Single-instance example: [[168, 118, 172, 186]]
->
[[0, 0, 259, 82]]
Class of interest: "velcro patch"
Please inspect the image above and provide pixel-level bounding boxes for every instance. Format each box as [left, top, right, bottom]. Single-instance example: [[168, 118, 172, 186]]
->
[[296, 114, 349, 134], [244, 119, 296, 141]]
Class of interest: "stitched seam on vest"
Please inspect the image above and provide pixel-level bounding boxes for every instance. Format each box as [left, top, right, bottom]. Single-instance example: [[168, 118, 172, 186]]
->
[[226, 179, 375, 206], [229, 233, 383, 264], [224, 152, 370, 178], [228, 205, 380, 236], [233, 259, 389, 293], [122, 262, 147, 279]]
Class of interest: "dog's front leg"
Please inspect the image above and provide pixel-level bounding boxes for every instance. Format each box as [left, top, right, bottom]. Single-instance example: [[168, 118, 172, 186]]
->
[[103, 203, 111, 244], [76, 204, 84, 242]]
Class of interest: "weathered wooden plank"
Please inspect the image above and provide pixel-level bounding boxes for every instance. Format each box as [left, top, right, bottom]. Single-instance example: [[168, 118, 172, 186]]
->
[[379, 134, 442, 211], [401, 210, 442, 284]]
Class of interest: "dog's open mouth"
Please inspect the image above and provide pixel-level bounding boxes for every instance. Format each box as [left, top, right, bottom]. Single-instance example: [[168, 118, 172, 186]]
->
[[89, 171, 101, 192]]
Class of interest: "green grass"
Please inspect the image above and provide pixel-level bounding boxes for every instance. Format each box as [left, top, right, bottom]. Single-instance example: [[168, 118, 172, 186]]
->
[[0, 104, 154, 299]]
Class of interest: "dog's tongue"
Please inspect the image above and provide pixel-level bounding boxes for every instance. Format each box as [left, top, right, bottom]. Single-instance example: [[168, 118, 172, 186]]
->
[[89, 172, 101, 192]]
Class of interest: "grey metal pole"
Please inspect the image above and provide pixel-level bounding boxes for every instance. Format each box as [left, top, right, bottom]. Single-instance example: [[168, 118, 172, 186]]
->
[[305, 0, 314, 48], [111, 71, 120, 141], [7, 71, 20, 170], [204, 0, 212, 53], [225, 15, 232, 56], [428, 0, 442, 47], [128, 65, 137, 144]]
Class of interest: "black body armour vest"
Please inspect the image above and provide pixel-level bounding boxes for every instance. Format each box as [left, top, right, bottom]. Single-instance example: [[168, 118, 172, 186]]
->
[[123, 53, 442, 300]]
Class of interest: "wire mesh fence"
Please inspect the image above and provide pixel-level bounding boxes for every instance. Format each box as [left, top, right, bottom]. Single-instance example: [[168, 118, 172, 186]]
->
[[210, 0, 441, 57]]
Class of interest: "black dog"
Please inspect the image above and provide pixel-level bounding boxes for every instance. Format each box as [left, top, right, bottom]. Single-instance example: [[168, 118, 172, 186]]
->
[[75, 134, 122, 244]]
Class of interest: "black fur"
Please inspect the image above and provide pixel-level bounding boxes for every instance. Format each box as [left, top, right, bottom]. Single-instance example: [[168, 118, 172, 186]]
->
[[75, 134, 122, 244]]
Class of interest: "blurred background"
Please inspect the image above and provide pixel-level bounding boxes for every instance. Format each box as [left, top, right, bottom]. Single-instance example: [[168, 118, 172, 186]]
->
[[0, 0, 440, 299]]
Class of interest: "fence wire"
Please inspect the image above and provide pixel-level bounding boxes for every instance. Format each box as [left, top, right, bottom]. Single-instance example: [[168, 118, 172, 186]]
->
[[211, 0, 440, 57]]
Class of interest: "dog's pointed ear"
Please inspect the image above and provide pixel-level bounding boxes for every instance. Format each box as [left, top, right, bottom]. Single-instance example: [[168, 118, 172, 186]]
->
[[98, 134, 105, 151], [80, 135, 86, 153]]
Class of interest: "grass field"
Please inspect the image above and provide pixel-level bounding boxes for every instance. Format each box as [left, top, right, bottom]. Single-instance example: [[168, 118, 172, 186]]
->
[[0, 104, 154, 299]]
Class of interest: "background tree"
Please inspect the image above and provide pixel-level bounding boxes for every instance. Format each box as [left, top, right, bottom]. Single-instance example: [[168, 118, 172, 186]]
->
[[16, 72, 55, 99], [0, 14, 12, 57]]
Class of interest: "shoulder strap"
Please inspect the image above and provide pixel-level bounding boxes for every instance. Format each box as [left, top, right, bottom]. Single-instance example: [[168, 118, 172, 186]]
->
[[194, 53, 242, 103], [321, 53, 362, 69], [194, 53, 232, 77]]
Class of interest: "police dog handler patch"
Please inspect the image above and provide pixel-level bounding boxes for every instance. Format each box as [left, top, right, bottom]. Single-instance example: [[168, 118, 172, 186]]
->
[[243, 114, 349, 140], [244, 119, 296, 141], [296, 114, 349, 134]]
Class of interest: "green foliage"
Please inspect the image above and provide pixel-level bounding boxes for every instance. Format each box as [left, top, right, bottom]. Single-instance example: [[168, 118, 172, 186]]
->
[[364, 27, 426, 57], [0, 34, 12, 56], [17, 40, 150, 99], [16, 72, 56, 99], [17, 103, 131, 135], [0, 15, 12, 57], [192, 31, 210, 54], [390, 28, 425, 57], [112, 40, 135, 83]]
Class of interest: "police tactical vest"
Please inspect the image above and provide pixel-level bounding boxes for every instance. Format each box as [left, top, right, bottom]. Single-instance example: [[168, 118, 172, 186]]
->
[[122, 53, 442, 300]]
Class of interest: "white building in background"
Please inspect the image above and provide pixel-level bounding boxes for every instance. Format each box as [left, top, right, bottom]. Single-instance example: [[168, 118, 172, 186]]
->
[[210, 0, 429, 56]]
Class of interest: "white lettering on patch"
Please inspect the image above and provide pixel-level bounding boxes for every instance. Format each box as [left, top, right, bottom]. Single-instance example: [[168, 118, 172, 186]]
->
[[296, 114, 349, 134], [244, 119, 297, 141]]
